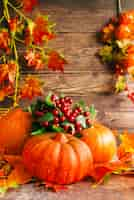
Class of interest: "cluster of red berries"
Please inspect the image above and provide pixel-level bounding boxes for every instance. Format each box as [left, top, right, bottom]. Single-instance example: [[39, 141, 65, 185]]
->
[[35, 94, 91, 135]]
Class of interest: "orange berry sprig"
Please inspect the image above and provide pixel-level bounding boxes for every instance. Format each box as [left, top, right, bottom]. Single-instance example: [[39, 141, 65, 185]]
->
[[98, 10, 134, 103], [0, 0, 67, 107]]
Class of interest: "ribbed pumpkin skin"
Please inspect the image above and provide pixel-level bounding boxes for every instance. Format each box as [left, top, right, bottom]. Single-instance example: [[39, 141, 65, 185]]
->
[[81, 123, 117, 163], [0, 108, 32, 154], [22, 133, 93, 185]]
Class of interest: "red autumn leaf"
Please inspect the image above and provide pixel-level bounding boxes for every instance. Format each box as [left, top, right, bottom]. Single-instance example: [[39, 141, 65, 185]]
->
[[90, 131, 134, 183], [22, 0, 38, 12], [48, 51, 67, 71], [19, 75, 43, 100], [0, 61, 17, 84], [0, 29, 10, 54], [91, 161, 130, 183], [0, 155, 32, 193], [115, 24, 134, 40], [119, 10, 134, 25], [101, 23, 115, 43], [8, 17, 18, 34], [117, 131, 134, 167], [25, 50, 44, 70], [118, 132, 134, 154], [33, 16, 55, 45], [25, 15, 55, 46], [0, 85, 14, 102]]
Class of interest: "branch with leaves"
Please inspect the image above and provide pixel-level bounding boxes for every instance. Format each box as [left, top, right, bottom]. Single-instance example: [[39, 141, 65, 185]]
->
[[0, 0, 67, 107], [98, 10, 134, 103]]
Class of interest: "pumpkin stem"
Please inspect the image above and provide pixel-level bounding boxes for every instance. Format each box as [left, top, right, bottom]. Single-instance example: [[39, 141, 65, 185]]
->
[[54, 133, 68, 143]]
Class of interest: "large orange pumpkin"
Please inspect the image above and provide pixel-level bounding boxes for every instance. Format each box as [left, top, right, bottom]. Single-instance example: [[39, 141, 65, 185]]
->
[[22, 133, 93, 185], [81, 123, 117, 163], [0, 108, 32, 154]]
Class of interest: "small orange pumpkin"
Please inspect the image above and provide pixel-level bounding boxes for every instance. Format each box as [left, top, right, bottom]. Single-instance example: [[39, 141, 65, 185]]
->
[[0, 108, 32, 154], [22, 133, 93, 185], [81, 123, 117, 163]]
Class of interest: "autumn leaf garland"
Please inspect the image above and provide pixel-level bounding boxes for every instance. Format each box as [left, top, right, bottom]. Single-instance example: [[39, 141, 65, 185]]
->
[[98, 10, 134, 103], [0, 0, 67, 106]]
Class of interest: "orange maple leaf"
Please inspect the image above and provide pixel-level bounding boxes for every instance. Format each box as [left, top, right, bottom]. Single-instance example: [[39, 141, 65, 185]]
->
[[0, 155, 32, 193], [0, 62, 16, 84], [19, 75, 43, 100]]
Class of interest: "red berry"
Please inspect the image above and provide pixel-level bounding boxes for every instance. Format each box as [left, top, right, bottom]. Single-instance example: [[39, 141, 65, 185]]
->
[[74, 109, 79, 114], [84, 111, 90, 117], [86, 119, 91, 125], [60, 98, 65, 104], [53, 109, 59, 116], [75, 122, 81, 129], [56, 100, 60, 106], [35, 111, 44, 117], [59, 104, 62, 108], [54, 117, 59, 124], [60, 116, 66, 122], [64, 97, 73, 104], [76, 125, 82, 133], [77, 107, 82, 113], [69, 116, 75, 122], [61, 106, 68, 113], [64, 125, 69, 132], [64, 97, 69, 102], [72, 112, 77, 118], [65, 110, 71, 118], [68, 98, 73, 104], [42, 121, 49, 127], [63, 102, 70, 108], [51, 94, 58, 102]]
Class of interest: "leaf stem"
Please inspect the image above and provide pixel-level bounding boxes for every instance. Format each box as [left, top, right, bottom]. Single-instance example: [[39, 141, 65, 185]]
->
[[3, 0, 10, 20], [15, 37, 24, 44], [13, 40, 20, 107], [0, 16, 4, 24], [7, 1, 29, 21]]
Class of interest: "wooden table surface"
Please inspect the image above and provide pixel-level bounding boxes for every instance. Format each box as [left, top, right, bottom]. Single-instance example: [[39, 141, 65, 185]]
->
[[1, 0, 134, 199]]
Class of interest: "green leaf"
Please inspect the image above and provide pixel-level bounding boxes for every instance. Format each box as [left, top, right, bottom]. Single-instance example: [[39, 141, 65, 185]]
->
[[45, 92, 55, 107], [99, 45, 113, 63], [75, 133, 82, 138], [74, 99, 87, 111], [0, 187, 7, 195], [103, 174, 111, 184], [26, 106, 32, 113], [76, 115, 86, 128], [0, 182, 19, 195], [89, 105, 97, 120], [39, 112, 54, 122], [59, 93, 65, 98], [51, 125, 64, 132], [77, 100, 86, 110], [115, 76, 127, 93], [28, 103, 36, 114], [31, 128, 46, 136]]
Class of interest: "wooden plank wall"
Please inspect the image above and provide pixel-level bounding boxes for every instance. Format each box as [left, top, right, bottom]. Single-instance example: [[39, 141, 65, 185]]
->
[[2, 0, 134, 130]]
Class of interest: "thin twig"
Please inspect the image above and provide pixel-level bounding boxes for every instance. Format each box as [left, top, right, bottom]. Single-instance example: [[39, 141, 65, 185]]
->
[[117, 0, 122, 17]]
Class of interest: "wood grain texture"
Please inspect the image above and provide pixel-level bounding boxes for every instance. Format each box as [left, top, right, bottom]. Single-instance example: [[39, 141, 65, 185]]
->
[[1, 176, 134, 200]]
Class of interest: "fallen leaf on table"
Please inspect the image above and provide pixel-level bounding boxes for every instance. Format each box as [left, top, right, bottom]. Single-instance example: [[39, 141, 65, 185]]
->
[[0, 155, 32, 194]]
